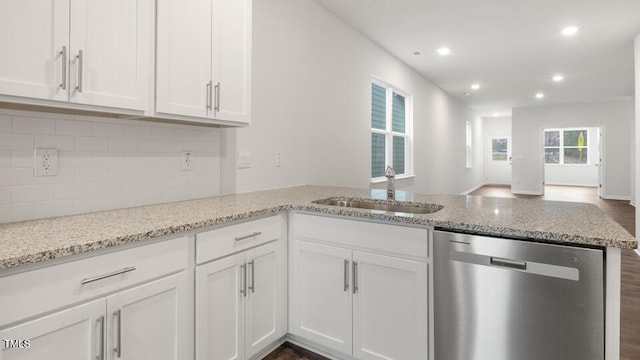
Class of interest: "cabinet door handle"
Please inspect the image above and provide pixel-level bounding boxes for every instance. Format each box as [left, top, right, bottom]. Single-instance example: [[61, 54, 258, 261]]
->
[[206, 81, 213, 110], [234, 231, 262, 242], [96, 315, 105, 360], [59, 46, 67, 90], [75, 50, 83, 92], [344, 259, 349, 292], [113, 309, 121, 358], [81, 267, 136, 285], [214, 82, 220, 112], [248, 260, 255, 293], [240, 264, 247, 297], [352, 261, 358, 294]]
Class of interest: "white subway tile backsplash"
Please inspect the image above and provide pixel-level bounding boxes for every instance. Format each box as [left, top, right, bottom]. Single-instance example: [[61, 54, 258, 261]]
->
[[73, 196, 109, 214], [0, 203, 34, 223], [75, 136, 109, 152], [109, 138, 138, 152], [124, 125, 151, 139], [93, 122, 124, 138], [54, 182, 93, 199], [34, 199, 74, 218], [0, 168, 34, 186], [11, 184, 54, 203], [35, 134, 74, 151], [12, 116, 55, 134], [0, 109, 221, 223], [58, 152, 92, 168], [74, 167, 108, 182], [0, 151, 11, 168], [57, 119, 93, 136], [0, 133, 34, 150], [0, 114, 11, 133], [0, 188, 10, 205], [11, 151, 33, 168]]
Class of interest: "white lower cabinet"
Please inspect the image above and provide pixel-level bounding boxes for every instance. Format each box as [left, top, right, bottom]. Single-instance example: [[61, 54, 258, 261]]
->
[[290, 214, 430, 360], [0, 236, 190, 360], [0, 299, 105, 360], [195, 216, 287, 360]]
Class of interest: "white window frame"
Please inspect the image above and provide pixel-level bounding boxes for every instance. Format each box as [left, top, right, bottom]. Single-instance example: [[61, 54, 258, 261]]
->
[[465, 121, 473, 168], [370, 79, 414, 183], [544, 128, 590, 165]]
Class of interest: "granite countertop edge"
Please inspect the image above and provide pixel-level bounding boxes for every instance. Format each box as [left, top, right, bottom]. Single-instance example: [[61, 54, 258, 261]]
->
[[0, 185, 636, 271]]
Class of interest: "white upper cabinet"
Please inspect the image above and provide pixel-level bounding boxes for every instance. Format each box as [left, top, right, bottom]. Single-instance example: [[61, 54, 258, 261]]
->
[[0, 0, 70, 102], [156, 0, 212, 118], [211, 0, 251, 123], [0, 0, 152, 112], [68, 0, 152, 110], [156, 0, 251, 124]]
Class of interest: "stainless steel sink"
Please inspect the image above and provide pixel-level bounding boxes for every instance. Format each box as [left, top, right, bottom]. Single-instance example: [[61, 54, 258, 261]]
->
[[312, 197, 444, 214]]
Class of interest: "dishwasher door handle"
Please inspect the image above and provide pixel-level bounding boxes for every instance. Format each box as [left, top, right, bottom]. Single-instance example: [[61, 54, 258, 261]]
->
[[490, 257, 527, 270]]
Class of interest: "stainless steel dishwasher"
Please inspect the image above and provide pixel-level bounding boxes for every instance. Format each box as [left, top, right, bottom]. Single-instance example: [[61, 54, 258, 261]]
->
[[433, 230, 604, 360]]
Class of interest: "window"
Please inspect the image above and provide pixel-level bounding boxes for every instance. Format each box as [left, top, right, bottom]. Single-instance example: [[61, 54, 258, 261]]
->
[[465, 121, 472, 168], [544, 128, 588, 164], [371, 80, 413, 181], [491, 138, 508, 161]]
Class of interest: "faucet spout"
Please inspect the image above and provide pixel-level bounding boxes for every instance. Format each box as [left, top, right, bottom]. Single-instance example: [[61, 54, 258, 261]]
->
[[385, 166, 395, 200]]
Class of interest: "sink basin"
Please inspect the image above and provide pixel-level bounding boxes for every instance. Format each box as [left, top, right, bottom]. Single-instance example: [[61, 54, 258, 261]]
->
[[312, 197, 444, 215]]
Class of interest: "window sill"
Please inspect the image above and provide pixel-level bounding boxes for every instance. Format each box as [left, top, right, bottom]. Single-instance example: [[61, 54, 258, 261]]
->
[[370, 174, 416, 184]]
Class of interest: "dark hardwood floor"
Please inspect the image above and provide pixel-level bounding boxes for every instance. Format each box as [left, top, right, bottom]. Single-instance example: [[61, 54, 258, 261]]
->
[[263, 185, 639, 359]]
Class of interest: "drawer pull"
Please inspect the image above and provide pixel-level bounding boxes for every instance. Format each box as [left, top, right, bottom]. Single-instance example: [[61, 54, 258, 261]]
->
[[234, 232, 262, 242], [81, 267, 136, 285]]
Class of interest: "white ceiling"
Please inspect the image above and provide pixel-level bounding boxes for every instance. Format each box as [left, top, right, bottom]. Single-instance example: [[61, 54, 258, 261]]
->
[[313, 0, 640, 116]]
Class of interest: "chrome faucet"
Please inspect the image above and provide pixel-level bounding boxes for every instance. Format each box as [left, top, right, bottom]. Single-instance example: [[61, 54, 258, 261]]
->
[[385, 166, 395, 200]]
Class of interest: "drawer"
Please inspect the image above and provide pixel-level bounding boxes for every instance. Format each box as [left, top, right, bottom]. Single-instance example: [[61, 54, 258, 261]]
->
[[294, 213, 429, 259], [0, 236, 188, 328], [196, 215, 285, 264]]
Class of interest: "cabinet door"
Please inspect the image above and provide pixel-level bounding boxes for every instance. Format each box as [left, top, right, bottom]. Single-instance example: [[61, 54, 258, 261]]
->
[[290, 241, 352, 355], [352, 251, 428, 360], [211, 0, 251, 123], [0, 298, 105, 360], [156, 0, 212, 118], [196, 253, 245, 360], [106, 272, 189, 360], [245, 241, 287, 359], [68, 0, 152, 110], [0, 0, 69, 102]]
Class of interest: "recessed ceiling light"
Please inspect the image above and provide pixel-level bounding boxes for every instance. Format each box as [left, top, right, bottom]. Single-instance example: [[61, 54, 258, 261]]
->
[[493, 113, 499, 117], [561, 26, 579, 36], [552, 75, 564, 82], [471, 83, 480, 90], [535, 93, 545, 99], [437, 47, 451, 56]]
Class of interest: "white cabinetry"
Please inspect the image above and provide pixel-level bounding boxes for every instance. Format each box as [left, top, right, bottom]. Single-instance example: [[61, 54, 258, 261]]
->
[[0, 236, 190, 360], [0, 0, 152, 111], [195, 215, 286, 360], [156, 0, 251, 124], [290, 214, 429, 360]]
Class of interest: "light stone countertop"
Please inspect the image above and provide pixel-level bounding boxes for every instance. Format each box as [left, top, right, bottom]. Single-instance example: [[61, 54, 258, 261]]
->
[[0, 185, 636, 271]]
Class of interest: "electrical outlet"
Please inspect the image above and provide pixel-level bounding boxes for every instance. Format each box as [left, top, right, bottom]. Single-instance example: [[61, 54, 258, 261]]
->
[[34, 148, 58, 176], [237, 151, 252, 169], [181, 151, 194, 171], [275, 152, 282, 167]]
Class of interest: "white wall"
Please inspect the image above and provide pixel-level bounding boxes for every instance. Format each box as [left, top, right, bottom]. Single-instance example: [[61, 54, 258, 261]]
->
[[220, 0, 484, 195], [512, 100, 634, 199], [0, 110, 220, 223], [635, 34, 639, 243], [544, 127, 599, 187]]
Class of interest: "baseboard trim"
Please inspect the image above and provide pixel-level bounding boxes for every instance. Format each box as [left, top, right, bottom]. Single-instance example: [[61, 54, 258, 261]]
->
[[635, 249, 640, 256], [250, 337, 287, 360], [460, 183, 485, 195], [285, 335, 350, 360], [511, 189, 544, 195], [600, 195, 631, 201], [545, 182, 598, 187]]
